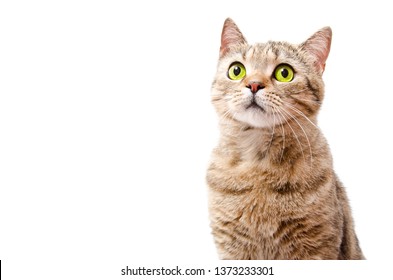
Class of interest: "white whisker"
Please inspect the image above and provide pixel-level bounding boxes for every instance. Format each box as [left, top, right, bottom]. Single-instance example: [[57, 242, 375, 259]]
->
[[292, 97, 321, 104], [283, 102, 319, 129], [265, 107, 276, 155], [279, 107, 313, 167], [272, 108, 286, 162], [275, 107, 306, 162]]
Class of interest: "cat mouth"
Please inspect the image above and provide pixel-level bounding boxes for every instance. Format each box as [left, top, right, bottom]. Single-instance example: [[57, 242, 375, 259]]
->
[[246, 101, 265, 112]]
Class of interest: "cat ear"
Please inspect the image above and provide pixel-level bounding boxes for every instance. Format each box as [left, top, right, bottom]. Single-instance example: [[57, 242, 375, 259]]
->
[[301, 27, 332, 73], [220, 18, 247, 57]]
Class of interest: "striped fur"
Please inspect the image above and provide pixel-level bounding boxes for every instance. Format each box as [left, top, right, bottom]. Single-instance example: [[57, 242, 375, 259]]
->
[[207, 18, 364, 260]]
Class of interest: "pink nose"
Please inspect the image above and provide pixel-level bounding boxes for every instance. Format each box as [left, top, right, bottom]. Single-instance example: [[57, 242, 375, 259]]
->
[[247, 82, 264, 94]]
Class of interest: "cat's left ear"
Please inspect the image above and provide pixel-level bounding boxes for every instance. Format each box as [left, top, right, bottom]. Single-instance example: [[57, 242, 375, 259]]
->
[[301, 27, 332, 73]]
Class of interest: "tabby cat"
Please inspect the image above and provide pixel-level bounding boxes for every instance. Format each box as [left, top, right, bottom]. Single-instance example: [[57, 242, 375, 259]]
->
[[206, 18, 364, 260]]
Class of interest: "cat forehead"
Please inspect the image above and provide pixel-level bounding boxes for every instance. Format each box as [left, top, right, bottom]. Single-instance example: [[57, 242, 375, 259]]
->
[[246, 42, 300, 62], [220, 41, 307, 72]]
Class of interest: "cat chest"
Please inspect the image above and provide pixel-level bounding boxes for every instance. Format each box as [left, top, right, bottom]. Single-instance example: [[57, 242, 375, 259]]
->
[[211, 188, 288, 239]]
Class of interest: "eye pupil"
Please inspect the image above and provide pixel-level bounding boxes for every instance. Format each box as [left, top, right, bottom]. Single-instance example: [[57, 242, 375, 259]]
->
[[281, 68, 289, 78], [233, 66, 241, 76]]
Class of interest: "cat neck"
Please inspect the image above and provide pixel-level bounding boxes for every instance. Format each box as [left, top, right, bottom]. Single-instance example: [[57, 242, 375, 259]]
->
[[218, 116, 320, 165]]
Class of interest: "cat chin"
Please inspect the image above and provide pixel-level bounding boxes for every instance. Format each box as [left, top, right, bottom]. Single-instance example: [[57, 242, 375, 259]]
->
[[234, 109, 275, 128]]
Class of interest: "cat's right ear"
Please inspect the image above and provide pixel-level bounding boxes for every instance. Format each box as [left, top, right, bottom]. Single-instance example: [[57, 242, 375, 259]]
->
[[220, 18, 247, 57]]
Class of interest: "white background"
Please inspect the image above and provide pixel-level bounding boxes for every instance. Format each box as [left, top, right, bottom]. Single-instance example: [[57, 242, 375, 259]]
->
[[1, 0, 392, 279]]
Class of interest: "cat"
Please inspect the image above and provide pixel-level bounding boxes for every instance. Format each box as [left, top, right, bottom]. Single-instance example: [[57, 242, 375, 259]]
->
[[206, 18, 365, 260]]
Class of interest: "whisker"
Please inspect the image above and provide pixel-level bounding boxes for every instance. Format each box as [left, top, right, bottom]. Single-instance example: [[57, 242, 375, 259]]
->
[[275, 107, 306, 163], [283, 102, 319, 129], [271, 107, 286, 163], [292, 97, 321, 105], [265, 107, 276, 156], [279, 107, 313, 167]]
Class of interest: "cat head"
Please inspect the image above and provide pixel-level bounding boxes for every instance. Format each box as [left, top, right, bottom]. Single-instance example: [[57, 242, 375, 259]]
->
[[212, 18, 332, 128]]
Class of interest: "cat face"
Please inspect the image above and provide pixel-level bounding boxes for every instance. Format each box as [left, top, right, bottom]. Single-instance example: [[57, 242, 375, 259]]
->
[[212, 19, 332, 129]]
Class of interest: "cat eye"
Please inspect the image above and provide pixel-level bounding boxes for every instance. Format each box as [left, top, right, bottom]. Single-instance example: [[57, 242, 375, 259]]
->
[[274, 64, 294, 82], [227, 62, 246, 80]]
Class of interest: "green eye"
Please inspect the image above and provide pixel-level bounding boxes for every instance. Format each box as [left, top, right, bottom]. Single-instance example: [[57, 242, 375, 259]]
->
[[274, 64, 294, 82], [228, 62, 246, 80]]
